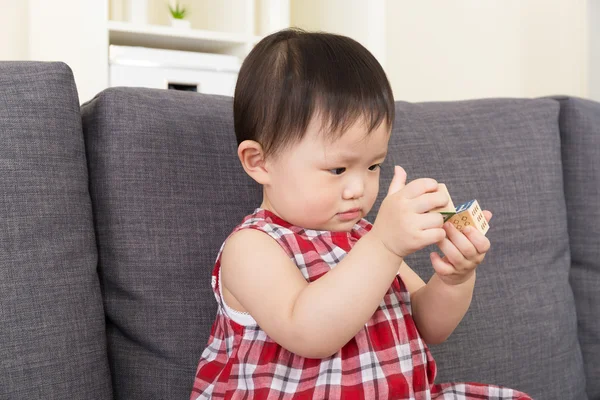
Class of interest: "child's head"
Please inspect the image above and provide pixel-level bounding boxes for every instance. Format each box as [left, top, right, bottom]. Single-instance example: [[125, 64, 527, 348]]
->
[[235, 28, 395, 231]]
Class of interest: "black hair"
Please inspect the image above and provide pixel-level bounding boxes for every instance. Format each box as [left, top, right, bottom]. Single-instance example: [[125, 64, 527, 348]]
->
[[234, 28, 395, 158]]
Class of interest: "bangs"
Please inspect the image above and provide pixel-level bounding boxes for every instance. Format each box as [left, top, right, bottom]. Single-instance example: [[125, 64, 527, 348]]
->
[[234, 28, 395, 157]]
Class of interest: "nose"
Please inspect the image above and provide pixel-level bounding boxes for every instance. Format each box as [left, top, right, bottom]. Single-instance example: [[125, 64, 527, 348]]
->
[[342, 175, 365, 200]]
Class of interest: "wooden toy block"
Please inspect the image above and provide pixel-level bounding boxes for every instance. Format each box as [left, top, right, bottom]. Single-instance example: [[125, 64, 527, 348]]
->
[[447, 199, 489, 235], [430, 183, 456, 221]]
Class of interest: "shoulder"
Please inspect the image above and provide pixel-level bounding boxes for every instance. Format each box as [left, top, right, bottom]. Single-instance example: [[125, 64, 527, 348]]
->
[[221, 227, 294, 275], [224, 227, 282, 255], [228, 216, 296, 247], [228, 211, 299, 258], [219, 225, 309, 319]]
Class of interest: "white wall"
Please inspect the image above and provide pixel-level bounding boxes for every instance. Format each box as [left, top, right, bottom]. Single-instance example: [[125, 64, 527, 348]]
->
[[385, 0, 589, 102], [590, 0, 600, 101], [0, 1, 29, 60], [0, 0, 595, 102], [386, 1, 523, 102], [0, 0, 108, 102], [28, 0, 109, 103], [291, 0, 386, 67], [520, 0, 588, 99]]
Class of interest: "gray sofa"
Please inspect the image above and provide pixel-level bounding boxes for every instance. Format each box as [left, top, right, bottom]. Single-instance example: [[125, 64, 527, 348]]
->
[[1, 61, 598, 400]]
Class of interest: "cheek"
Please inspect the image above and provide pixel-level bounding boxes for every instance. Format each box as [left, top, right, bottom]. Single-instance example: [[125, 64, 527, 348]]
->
[[294, 174, 338, 210], [274, 166, 313, 200], [372, 177, 380, 194], [273, 162, 300, 186], [366, 177, 380, 203]]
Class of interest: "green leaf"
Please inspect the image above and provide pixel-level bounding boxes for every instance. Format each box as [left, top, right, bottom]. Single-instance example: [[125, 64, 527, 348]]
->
[[168, 2, 187, 19]]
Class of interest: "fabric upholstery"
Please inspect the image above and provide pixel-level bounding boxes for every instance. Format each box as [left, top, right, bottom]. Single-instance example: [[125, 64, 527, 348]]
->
[[81, 88, 261, 400], [81, 87, 591, 399], [0, 62, 112, 399], [367, 98, 587, 399], [555, 96, 600, 400], [4, 60, 597, 400]]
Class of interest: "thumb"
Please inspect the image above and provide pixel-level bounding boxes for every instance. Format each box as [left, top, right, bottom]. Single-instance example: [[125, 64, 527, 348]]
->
[[387, 165, 407, 196]]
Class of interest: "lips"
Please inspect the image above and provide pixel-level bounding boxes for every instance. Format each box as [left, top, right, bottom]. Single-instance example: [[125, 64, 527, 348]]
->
[[338, 208, 361, 221]]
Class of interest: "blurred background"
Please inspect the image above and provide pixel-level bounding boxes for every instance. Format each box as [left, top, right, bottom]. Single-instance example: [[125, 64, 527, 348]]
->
[[1, 0, 597, 104]]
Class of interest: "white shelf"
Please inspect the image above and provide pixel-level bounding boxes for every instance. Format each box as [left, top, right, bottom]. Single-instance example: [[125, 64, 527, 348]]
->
[[108, 21, 253, 54]]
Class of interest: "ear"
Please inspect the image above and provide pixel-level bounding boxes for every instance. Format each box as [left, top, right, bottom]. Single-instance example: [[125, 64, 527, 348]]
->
[[238, 140, 270, 185]]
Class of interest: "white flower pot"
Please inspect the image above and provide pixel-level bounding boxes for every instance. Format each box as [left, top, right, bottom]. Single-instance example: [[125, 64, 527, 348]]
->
[[170, 18, 191, 29]]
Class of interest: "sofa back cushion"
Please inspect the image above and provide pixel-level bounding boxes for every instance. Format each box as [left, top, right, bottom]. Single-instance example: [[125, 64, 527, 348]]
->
[[0, 62, 112, 399], [366, 98, 586, 399], [556, 96, 600, 399], [81, 88, 261, 400], [82, 89, 588, 400]]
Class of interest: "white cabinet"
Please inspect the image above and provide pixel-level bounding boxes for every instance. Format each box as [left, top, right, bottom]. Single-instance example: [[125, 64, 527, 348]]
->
[[105, 0, 267, 98], [109, 45, 239, 96]]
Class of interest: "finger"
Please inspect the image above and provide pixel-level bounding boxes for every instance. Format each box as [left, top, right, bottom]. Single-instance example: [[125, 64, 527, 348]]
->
[[413, 191, 451, 214], [387, 165, 407, 196], [420, 227, 447, 245], [401, 178, 439, 200], [462, 225, 491, 254], [436, 236, 467, 269], [418, 212, 445, 230], [430, 252, 456, 276], [483, 210, 492, 222], [444, 221, 479, 259]]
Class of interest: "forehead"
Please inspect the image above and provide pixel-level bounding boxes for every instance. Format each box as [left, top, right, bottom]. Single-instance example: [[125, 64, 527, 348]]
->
[[304, 114, 390, 157]]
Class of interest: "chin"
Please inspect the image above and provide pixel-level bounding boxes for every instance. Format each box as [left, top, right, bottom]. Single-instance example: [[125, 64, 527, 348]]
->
[[332, 220, 360, 232], [288, 210, 360, 232]]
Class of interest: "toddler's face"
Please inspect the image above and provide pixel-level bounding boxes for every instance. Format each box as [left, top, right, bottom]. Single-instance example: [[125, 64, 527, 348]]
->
[[261, 116, 390, 232]]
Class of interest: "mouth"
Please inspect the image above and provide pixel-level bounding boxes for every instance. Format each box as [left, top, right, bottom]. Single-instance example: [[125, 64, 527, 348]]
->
[[337, 208, 362, 221]]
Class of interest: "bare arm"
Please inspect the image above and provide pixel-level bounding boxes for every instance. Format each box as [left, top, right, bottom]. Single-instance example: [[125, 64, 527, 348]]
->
[[400, 261, 475, 345], [402, 211, 493, 344], [221, 228, 403, 359]]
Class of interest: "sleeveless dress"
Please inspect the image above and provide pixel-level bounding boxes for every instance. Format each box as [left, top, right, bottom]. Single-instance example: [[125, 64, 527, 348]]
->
[[191, 208, 532, 400]]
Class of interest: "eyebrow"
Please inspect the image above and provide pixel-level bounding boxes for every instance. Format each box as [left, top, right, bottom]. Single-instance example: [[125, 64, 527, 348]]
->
[[332, 151, 388, 163]]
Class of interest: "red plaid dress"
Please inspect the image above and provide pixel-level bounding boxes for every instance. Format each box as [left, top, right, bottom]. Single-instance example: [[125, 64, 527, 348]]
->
[[191, 209, 532, 400]]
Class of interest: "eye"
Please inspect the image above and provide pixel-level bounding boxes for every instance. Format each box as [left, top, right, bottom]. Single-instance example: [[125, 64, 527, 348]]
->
[[329, 167, 346, 175], [368, 164, 381, 171]]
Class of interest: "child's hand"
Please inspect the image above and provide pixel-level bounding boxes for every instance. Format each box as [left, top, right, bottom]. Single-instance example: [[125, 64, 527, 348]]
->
[[430, 211, 492, 286], [371, 166, 449, 259]]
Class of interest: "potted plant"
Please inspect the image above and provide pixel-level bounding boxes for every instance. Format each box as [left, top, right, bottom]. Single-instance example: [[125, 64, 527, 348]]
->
[[168, 2, 190, 29]]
